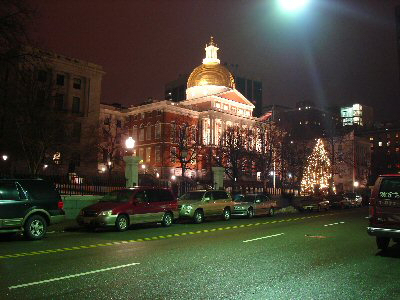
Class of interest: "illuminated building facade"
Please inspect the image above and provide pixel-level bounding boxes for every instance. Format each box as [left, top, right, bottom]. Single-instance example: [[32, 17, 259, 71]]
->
[[107, 38, 260, 180], [340, 103, 373, 127]]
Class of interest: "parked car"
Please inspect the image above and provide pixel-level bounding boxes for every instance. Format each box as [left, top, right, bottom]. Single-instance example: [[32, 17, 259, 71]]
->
[[327, 193, 351, 209], [367, 174, 400, 251], [77, 187, 177, 231], [178, 190, 234, 223], [0, 179, 65, 240], [293, 195, 330, 211], [232, 193, 277, 218], [343, 192, 363, 207]]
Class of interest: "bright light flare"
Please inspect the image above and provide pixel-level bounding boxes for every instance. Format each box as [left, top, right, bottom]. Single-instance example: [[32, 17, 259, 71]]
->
[[278, 0, 310, 11]]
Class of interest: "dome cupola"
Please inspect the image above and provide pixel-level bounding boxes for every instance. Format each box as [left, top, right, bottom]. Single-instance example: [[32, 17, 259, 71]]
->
[[187, 37, 235, 93]]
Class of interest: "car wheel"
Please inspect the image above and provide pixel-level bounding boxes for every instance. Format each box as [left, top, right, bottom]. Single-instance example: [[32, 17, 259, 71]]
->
[[222, 208, 231, 221], [267, 207, 275, 217], [115, 215, 129, 232], [247, 208, 254, 219], [376, 237, 390, 250], [193, 210, 204, 224], [161, 212, 173, 227], [24, 215, 47, 240]]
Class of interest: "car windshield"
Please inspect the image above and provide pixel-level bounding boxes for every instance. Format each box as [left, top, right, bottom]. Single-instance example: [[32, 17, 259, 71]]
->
[[179, 191, 204, 201], [100, 190, 134, 202], [242, 195, 256, 202]]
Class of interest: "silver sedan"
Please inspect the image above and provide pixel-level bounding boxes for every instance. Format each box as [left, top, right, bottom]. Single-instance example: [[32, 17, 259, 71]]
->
[[232, 194, 277, 218]]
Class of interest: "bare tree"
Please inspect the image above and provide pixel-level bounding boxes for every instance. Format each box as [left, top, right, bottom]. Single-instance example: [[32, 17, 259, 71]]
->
[[99, 118, 124, 175], [213, 125, 252, 189], [252, 121, 285, 188], [169, 121, 199, 178]]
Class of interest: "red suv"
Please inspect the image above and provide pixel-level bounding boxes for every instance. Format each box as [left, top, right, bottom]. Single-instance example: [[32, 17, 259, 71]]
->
[[77, 187, 177, 231], [367, 174, 400, 251]]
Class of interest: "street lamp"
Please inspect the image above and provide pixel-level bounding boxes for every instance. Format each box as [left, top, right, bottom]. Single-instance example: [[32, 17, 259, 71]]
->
[[142, 164, 146, 174], [125, 137, 135, 154], [2, 155, 8, 161], [278, 0, 310, 11], [124, 137, 140, 188]]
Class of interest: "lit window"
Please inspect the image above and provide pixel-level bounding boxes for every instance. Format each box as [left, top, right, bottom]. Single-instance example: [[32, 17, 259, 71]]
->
[[139, 125, 144, 141], [155, 122, 161, 139], [215, 102, 221, 109], [146, 124, 152, 140], [224, 105, 229, 111], [146, 147, 151, 162], [378, 142, 382, 147], [387, 141, 391, 146], [155, 146, 161, 162], [369, 137, 373, 141]]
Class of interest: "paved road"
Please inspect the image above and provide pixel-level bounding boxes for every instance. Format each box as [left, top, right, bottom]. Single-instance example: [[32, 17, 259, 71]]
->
[[1, 208, 399, 299]]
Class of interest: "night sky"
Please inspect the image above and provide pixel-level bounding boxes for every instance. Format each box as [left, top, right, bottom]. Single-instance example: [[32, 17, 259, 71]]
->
[[29, 0, 400, 120]]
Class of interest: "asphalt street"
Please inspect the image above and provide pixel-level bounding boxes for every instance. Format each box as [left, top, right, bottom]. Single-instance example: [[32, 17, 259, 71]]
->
[[1, 207, 400, 300]]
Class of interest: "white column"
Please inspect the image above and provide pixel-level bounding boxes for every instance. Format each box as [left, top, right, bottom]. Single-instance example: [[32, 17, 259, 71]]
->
[[124, 156, 141, 187]]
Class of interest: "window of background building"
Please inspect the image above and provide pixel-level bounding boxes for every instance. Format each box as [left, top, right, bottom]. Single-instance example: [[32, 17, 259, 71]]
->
[[139, 148, 144, 160], [72, 97, 80, 113], [146, 124, 152, 140], [73, 78, 81, 89], [132, 126, 138, 140], [139, 125, 144, 141], [56, 74, 65, 86], [116, 120, 122, 128], [104, 117, 110, 125], [71, 152, 80, 167], [155, 122, 161, 139], [170, 147, 176, 163], [155, 146, 161, 162], [54, 94, 64, 111], [146, 147, 151, 162], [37, 70, 47, 82], [72, 122, 81, 143], [379, 142, 383, 147]]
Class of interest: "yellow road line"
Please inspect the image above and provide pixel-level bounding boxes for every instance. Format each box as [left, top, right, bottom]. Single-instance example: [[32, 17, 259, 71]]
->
[[0, 213, 331, 259]]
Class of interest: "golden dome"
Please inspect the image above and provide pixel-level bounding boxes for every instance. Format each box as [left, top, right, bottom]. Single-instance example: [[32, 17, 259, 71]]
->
[[187, 63, 235, 89], [187, 37, 235, 89]]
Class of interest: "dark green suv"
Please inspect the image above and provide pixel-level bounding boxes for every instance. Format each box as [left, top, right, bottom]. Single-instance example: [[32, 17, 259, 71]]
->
[[0, 179, 65, 240]]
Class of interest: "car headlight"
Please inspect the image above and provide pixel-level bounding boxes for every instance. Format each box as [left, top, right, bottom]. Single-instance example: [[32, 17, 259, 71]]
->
[[99, 210, 113, 216]]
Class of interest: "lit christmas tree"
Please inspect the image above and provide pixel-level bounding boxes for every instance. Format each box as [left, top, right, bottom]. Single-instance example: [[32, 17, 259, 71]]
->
[[301, 139, 334, 195]]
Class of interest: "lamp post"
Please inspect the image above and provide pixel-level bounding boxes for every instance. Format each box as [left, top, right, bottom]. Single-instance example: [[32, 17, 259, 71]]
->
[[123, 137, 141, 188]]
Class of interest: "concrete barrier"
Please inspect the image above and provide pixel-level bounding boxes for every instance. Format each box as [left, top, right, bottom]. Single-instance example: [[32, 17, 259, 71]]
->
[[62, 195, 102, 220]]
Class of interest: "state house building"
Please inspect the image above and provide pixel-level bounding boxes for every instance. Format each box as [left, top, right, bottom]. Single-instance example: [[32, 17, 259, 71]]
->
[[100, 38, 265, 181]]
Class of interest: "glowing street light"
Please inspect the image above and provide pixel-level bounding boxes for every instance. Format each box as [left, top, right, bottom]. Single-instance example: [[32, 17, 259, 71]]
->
[[278, 0, 310, 11], [171, 175, 176, 181], [125, 137, 135, 152], [2, 155, 8, 161]]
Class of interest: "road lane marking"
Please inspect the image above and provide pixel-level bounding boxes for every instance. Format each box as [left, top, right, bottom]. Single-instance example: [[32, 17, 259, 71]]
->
[[0, 213, 339, 259], [243, 233, 284, 243], [324, 221, 345, 227], [8, 262, 140, 290]]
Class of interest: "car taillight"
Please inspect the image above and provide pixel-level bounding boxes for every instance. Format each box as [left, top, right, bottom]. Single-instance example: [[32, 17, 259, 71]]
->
[[58, 201, 64, 209]]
